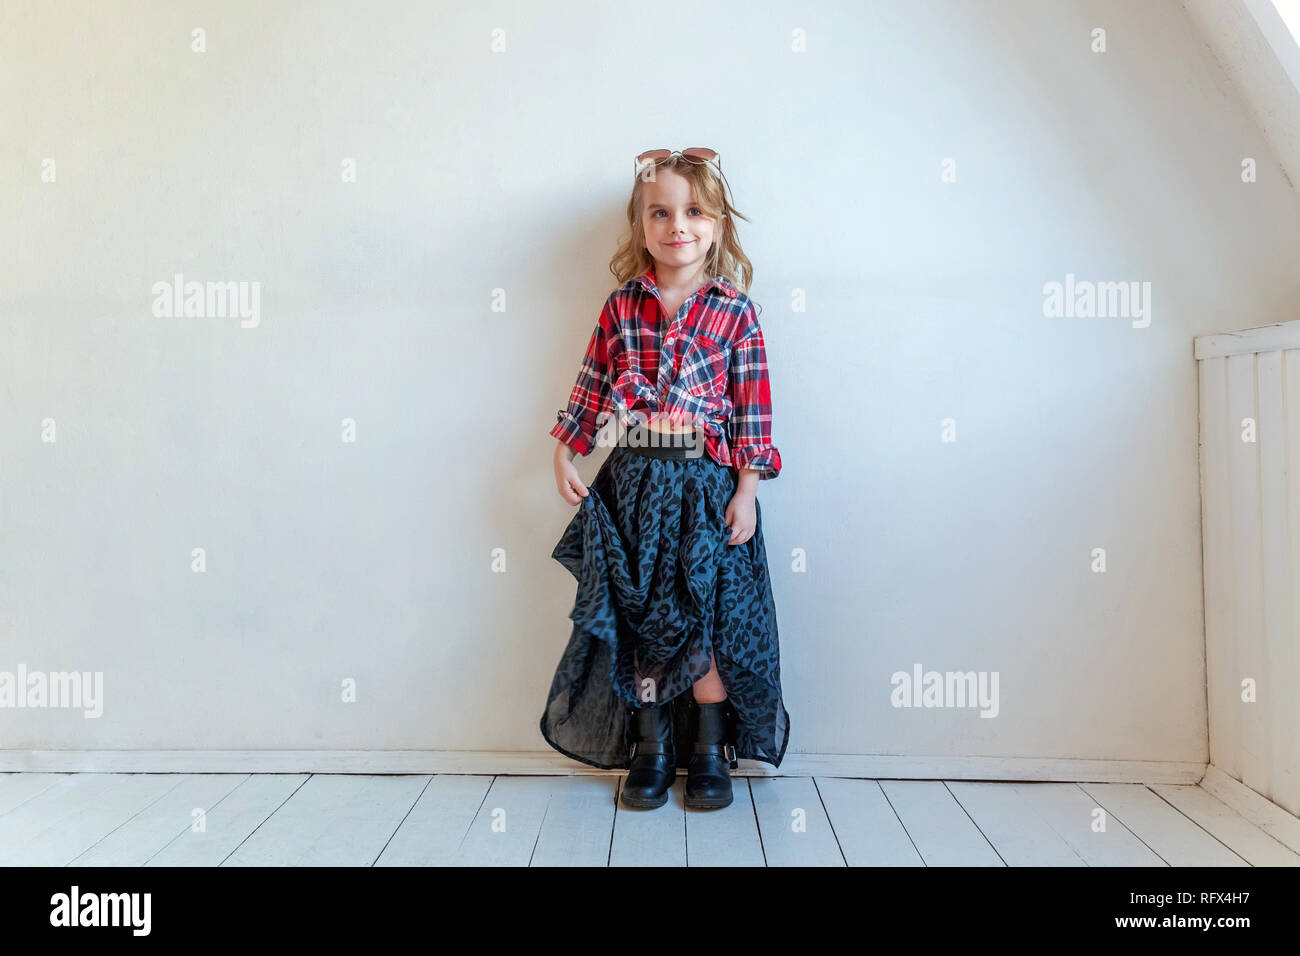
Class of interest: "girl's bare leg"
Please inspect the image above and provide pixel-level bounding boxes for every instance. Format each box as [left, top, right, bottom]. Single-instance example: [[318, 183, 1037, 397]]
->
[[692, 651, 727, 703]]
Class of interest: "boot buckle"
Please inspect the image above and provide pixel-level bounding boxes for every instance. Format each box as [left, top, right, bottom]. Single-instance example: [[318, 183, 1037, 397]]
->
[[725, 743, 737, 769]]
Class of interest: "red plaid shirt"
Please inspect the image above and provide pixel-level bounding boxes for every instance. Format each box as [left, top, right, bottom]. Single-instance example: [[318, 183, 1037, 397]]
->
[[550, 267, 782, 479]]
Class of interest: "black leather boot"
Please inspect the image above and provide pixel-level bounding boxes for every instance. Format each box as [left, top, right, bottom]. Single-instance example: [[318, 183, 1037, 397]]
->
[[619, 700, 676, 809], [685, 699, 738, 810]]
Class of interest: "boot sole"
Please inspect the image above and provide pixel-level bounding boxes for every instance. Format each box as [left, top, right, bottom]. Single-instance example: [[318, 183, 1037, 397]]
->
[[684, 793, 734, 810], [619, 790, 671, 810]]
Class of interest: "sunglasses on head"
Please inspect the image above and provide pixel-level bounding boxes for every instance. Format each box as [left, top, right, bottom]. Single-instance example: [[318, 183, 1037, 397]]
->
[[633, 147, 736, 207], [635, 147, 720, 170]]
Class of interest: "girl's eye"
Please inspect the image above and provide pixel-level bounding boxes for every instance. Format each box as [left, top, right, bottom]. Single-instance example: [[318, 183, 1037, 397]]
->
[[652, 208, 705, 217]]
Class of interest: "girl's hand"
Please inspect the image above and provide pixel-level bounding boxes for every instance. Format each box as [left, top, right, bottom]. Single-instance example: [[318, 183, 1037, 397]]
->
[[554, 444, 589, 505], [724, 491, 756, 545]]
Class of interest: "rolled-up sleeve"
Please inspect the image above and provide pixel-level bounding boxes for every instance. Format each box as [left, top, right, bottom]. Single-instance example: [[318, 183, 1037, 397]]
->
[[727, 312, 782, 479], [550, 301, 616, 456]]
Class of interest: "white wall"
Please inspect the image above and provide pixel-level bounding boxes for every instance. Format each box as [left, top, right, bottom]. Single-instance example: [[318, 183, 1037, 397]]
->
[[1196, 324, 1300, 816], [2, 0, 1298, 763]]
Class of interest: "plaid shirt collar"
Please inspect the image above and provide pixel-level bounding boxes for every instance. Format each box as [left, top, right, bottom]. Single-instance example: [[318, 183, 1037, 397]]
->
[[626, 267, 739, 300]]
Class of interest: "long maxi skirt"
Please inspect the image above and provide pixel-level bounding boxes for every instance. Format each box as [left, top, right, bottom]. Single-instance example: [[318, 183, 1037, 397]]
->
[[540, 425, 791, 770]]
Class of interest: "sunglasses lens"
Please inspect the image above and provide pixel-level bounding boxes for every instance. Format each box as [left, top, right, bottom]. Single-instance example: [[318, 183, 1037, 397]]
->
[[682, 148, 717, 163], [636, 149, 672, 165]]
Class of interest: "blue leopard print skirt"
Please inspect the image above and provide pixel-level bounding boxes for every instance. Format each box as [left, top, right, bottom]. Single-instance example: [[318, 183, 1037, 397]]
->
[[540, 439, 790, 770]]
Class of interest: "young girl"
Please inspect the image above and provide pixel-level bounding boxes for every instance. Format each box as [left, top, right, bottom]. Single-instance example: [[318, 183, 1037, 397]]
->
[[540, 148, 790, 811]]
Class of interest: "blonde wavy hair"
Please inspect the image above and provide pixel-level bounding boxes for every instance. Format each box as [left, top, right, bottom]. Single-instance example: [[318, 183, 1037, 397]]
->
[[608, 153, 756, 304]]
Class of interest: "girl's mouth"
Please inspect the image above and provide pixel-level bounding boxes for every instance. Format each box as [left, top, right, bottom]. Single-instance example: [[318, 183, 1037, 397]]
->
[[665, 240, 694, 247]]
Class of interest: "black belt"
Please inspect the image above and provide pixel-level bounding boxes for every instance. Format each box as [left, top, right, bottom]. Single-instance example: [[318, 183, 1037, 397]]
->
[[617, 425, 704, 459]]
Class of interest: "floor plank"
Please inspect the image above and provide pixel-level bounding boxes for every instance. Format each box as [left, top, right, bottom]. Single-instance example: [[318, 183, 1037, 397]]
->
[[454, 775, 555, 867], [750, 776, 845, 866], [222, 774, 429, 866], [375, 774, 494, 866], [610, 776, 687, 867], [1150, 783, 1300, 866], [947, 781, 1086, 866], [0, 774, 110, 851], [1079, 783, 1248, 866], [879, 780, 1004, 866], [71, 774, 251, 866], [146, 774, 310, 866], [1010, 783, 1166, 866], [815, 777, 924, 866], [0, 773, 177, 866], [530, 775, 619, 867], [0, 772, 72, 816], [684, 780, 766, 867]]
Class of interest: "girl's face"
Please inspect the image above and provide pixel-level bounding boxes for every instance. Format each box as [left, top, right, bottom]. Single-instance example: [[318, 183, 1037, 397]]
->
[[640, 168, 719, 275]]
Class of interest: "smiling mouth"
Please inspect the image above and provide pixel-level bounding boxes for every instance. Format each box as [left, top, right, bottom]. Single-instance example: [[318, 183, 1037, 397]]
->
[[665, 240, 693, 246]]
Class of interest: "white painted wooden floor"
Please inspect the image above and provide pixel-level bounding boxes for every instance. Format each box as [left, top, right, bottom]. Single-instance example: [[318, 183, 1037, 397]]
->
[[1, 772, 1297, 866]]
